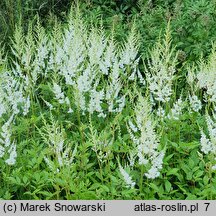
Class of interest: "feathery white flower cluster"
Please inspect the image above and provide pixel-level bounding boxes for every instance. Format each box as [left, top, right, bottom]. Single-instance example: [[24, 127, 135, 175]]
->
[[145, 27, 177, 104], [0, 58, 31, 166], [1, 72, 30, 116], [106, 60, 126, 113], [167, 98, 185, 120], [145, 151, 165, 179], [8, 15, 139, 119], [156, 107, 166, 118], [0, 55, 31, 167], [127, 95, 164, 179], [11, 27, 40, 90], [186, 67, 202, 113], [147, 66, 175, 103], [0, 115, 17, 165], [52, 82, 72, 113], [119, 163, 135, 189], [119, 28, 139, 67], [39, 118, 77, 171], [40, 17, 139, 117], [88, 88, 105, 117], [90, 124, 113, 164], [200, 113, 216, 170], [196, 52, 216, 103], [189, 95, 202, 112]]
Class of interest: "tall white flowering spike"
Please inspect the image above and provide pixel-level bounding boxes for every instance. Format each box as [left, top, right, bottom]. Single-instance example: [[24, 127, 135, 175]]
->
[[105, 58, 126, 113], [145, 23, 177, 104], [120, 24, 139, 67], [52, 83, 71, 110], [200, 130, 212, 154], [0, 72, 28, 115], [200, 113, 216, 170], [53, 83, 65, 104], [189, 95, 202, 112], [0, 114, 17, 165], [0, 85, 7, 118], [88, 30, 107, 66], [167, 97, 185, 120], [196, 47, 216, 103], [127, 95, 165, 179], [99, 39, 116, 75], [38, 116, 77, 170], [156, 107, 165, 118], [145, 151, 165, 179], [119, 163, 135, 189], [5, 142, 17, 165], [88, 88, 105, 117], [23, 95, 31, 116]]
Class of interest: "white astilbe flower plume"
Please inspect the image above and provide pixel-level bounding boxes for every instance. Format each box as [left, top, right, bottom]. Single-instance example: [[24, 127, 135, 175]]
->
[[52, 82, 72, 112], [127, 95, 165, 179], [119, 163, 135, 189], [145, 23, 177, 104], [189, 95, 202, 112], [196, 47, 216, 103], [44, 15, 138, 117], [5, 143, 17, 165], [156, 107, 165, 118], [88, 88, 105, 117], [105, 59, 126, 113], [38, 116, 77, 170], [200, 113, 216, 170], [200, 130, 212, 154], [1, 72, 30, 115], [167, 97, 185, 120], [0, 114, 17, 165], [145, 151, 165, 179]]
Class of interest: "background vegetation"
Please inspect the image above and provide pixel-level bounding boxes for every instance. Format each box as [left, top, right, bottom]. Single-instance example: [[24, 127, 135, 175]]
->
[[1, 0, 216, 61]]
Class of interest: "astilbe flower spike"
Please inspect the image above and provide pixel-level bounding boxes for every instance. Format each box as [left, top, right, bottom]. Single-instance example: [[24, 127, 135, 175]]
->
[[200, 112, 216, 170], [127, 95, 165, 179], [145, 23, 177, 104]]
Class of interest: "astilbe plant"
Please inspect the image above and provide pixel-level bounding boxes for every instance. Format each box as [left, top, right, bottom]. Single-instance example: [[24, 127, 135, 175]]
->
[[30, 12, 140, 118], [0, 114, 17, 165], [127, 95, 165, 180], [186, 44, 216, 113], [0, 46, 31, 166], [142, 23, 188, 122], [0, 10, 140, 169], [118, 162, 135, 189], [37, 115, 77, 173], [196, 46, 216, 103], [185, 66, 202, 113], [144, 23, 178, 105], [186, 46, 216, 113], [200, 112, 216, 170]]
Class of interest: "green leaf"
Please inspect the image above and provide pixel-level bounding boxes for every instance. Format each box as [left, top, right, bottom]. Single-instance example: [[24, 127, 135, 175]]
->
[[22, 176, 29, 185], [193, 170, 204, 179], [188, 158, 195, 169], [186, 172, 193, 180], [101, 185, 110, 193], [149, 183, 159, 192], [203, 176, 209, 185], [165, 180, 172, 192], [164, 154, 174, 163], [167, 168, 179, 176], [186, 194, 197, 200]]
